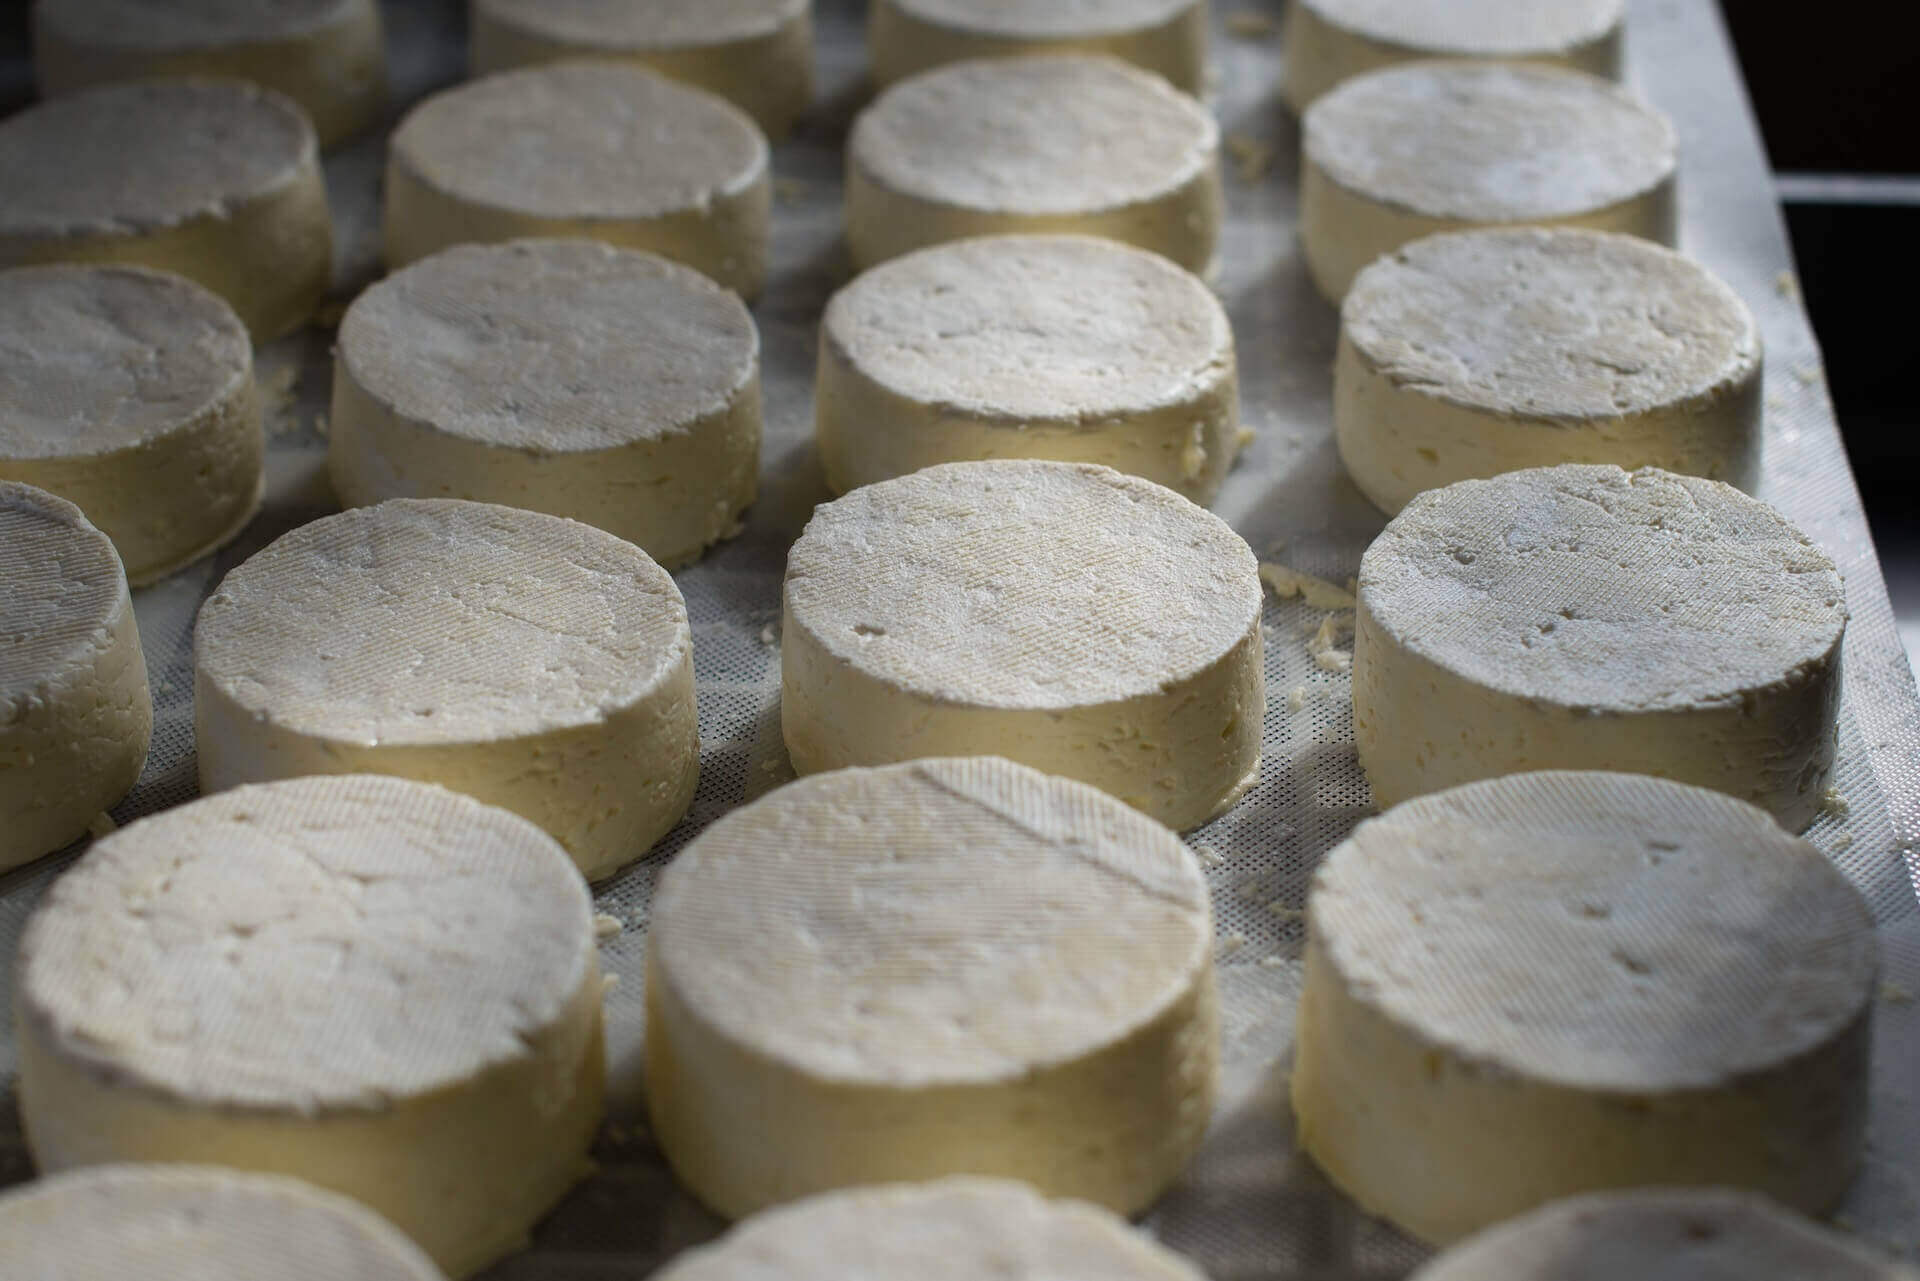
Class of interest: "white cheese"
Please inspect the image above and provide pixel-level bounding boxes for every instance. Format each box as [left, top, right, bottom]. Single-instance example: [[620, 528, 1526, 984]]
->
[[645, 758, 1217, 1219], [1260, 562, 1355, 610], [0, 264, 263, 583], [193, 498, 699, 880], [781, 460, 1263, 831], [1352, 464, 1845, 831], [1301, 63, 1676, 301], [869, 0, 1206, 94], [469, 0, 812, 139], [1337, 228, 1764, 513], [330, 239, 760, 570], [1294, 771, 1878, 1245], [0, 482, 150, 872], [816, 234, 1239, 504], [0, 79, 332, 339], [846, 55, 1221, 275], [15, 775, 603, 1280], [384, 62, 770, 298]]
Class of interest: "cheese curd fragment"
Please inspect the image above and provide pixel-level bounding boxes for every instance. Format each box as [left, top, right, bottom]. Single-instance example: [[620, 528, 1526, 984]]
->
[[1337, 229, 1763, 515], [782, 461, 1263, 831], [1295, 772, 1877, 1245], [385, 62, 770, 297], [847, 55, 1221, 274], [1301, 63, 1676, 301], [16, 776, 603, 1278], [869, 0, 1206, 94], [330, 240, 760, 570], [32, 0, 387, 148], [1281, 0, 1624, 111], [470, 0, 812, 139], [654, 1179, 1208, 1281], [817, 235, 1239, 504], [0, 483, 150, 872], [0, 1165, 446, 1281], [0, 265, 263, 583], [193, 499, 699, 880], [646, 759, 1217, 1219], [1354, 465, 1845, 831], [0, 80, 332, 339], [1413, 1188, 1919, 1281]]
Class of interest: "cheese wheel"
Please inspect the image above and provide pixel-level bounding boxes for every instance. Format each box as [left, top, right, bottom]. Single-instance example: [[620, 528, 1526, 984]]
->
[[0, 1165, 446, 1281], [469, 0, 812, 140], [1413, 1188, 1919, 1281], [846, 55, 1220, 275], [781, 460, 1263, 831], [817, 234, 1239, 504], [16, 775, 603, 1278], [384, 62, 770, 297], [1300, 62, 1676, 301], [330, 239, 760, 570], [1281, 0, 1625, 111], [655, 1178, 1208, 1281], [1294, 772, 1877, 1245], [645, 758, 1217, 1219], [0, 79, 332, 340], [869, 0, 1206, 94], [0, 482, 150, 872], [0, 264, 263, 584], [1337, 229, 1763, 515], [1353, 464, 1845, 831], [194, 499, 699, 880], [32, 0, 387, 148]]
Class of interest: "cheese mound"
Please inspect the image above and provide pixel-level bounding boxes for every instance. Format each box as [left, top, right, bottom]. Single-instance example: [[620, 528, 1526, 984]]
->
[[870, 0, 1206, 94]]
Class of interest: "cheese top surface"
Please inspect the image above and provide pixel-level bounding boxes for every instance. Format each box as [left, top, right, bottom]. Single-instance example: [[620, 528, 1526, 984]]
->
[[890, 0, 1194, 38], [0, 482, 122, 704], [658, 1178, 1206, 1281], [1360, 465, 1845, 712], [1298, 0, 1623, 54], [195, 499, 689, 743], [1344, 229, 1759, 421], [339, 239, 757, 450], [31, 0, 358, 47], [852, 56, 1215, 215], [0, 80, 315, 236], [1305, 63, 1673, 222], [19, 775, 593, 1110], [0, 1165, 445, 1281], [391, 62, 766, 219], [0, 264, 249, 457], [785, 460, 1259, 709], [825, 234, 1230, 420], [652, 758, 1210, 1085], [1313, 772, 1876, 1092], [473, 0, 805, 45]]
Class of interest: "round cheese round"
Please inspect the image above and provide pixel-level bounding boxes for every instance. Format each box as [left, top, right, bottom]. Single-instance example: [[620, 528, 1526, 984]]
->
[[0, 264, 263, 584], [15, 775, 603, 1279], [32, 0, 387, 147], [1294, 771, 1878, 1245], [1353, 464, 1845, 831], [1282, 0, 1624, 111], [330, 239, 760, 570], [1413, 1187, 1918, 1281], [781, 460, 1263, 831], [869, 0, 1206, 94], [384, 61, 770, 297], [655, 1178, 1209, 1281], [1336, 228, 1763, 515], [0, 1164, 445, 1281], [846, 55, 1220, 275], [1300, 62, 1676, 301], [193, 498, 700, 880], [0, 79, 332, 340], [645, 758, 1217, 1220], [817, 234, 1239, 504], [0, 482, 149, 872], [470, 0, 812, 139]]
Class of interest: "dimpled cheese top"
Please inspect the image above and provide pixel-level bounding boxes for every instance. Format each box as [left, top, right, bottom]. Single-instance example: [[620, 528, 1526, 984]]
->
[[31, 0, 357, 47], [474, 0, 804, 45], [891, 0, 1193, 37], [1299, 0, 1623, 55], [0, 483, 125, 695]]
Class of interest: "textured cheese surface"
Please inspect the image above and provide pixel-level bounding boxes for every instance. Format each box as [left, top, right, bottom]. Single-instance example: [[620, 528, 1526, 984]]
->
[[0, 1165, 445, 1281], [890, 0, 1194, 37], [30, 0, 359, 46], [472, 0, 804, 45], [1298, 0, 1623, 54], [1, 483, 125, 693], [655, 1179, 1208, 1281]]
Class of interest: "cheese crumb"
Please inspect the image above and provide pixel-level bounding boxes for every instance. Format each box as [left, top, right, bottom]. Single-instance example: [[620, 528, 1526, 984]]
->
[[1225, 132, 1277, 184], [593, 913, 623, 940], [86, 812, 117, 839], [759, 624, 777, 646], [1193, 843, 1225, 869], [1882, 982, 1916, 1006], [1775, 271, 1800, 302], [1219, 932, 1247, 955], [1309, 612, 1356, 674], [1260, 563, 1356, 610], [1288, 686, 1308, 712], [1821, 788, 1851, 819]]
